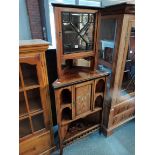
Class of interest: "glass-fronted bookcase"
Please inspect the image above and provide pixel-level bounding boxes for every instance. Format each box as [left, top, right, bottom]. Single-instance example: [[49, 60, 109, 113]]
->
[[19, 40, 56, 155], [97, 3, 135, 135]]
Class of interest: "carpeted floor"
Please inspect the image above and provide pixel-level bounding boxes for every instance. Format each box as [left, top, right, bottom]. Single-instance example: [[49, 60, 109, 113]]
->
[[51, 119, 135, 155]]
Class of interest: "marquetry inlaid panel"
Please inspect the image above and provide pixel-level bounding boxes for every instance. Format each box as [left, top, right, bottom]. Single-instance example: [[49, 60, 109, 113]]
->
[[75, 83, 92, 116]]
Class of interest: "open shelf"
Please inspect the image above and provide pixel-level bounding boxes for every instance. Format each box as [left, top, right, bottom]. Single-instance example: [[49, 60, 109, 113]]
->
[[63, 112, 101, 145], [95, 79, 105, 93], [62, 107, 102, 126], [61, 89, 72, 104], [61, 103, 72, 110], [19, 92, 28, 117], [32, 113, 45, 132], [27, 88, 42, 113], [95, 95, 103, 108], [61, 107, 72, 122], [21, 63, 39, 87], [19, 118, 32, 138]]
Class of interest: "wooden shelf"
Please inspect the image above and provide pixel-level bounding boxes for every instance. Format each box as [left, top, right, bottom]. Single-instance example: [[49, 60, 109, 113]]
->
[[30, 110, 44, 117], [124, 69, 130, 73], [64, 124, 100, 145], [94, 107, 102, 111], [61, 103, 72, 110], [61, 108, 102, 126], [19, 114, 29, 121], [95, 92, 104, 98], [23, 79, 39, 88], [22, 84, 40, 92]]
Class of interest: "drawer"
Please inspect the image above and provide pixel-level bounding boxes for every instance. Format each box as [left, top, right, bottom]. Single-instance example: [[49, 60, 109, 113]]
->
[[20, 131, 51, 155], [112, 107, 135, 126], [114, 98, 135, 115]]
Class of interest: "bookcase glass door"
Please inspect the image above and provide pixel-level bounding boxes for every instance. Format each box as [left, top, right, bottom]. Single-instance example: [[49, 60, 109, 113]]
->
[[62, 12, 95, 54], [120, 26, 135, 96], [98, 18, 117, 70], [19, 55, 46, 140], [98, 17, 117, 97]]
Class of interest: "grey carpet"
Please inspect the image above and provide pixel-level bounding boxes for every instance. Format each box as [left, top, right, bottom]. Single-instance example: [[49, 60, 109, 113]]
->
[[51, 119, 135, 155]]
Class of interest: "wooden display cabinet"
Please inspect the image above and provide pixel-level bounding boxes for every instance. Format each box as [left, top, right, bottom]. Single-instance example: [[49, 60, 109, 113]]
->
[[97, 3, 135, 135], [53, 72, 109, 154], [19, 40, 56, 155], [52, 3, 109, 154], [53, 4, 100, 78]]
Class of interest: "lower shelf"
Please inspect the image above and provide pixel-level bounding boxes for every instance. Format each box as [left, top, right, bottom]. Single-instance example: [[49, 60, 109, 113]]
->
[[62, 111, 101, 146], [61, 108, 102, 126], [64, 124, 100, 146]]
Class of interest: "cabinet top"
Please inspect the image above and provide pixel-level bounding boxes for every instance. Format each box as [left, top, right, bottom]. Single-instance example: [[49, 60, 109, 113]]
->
[[51, 1, 134, 11], [19, 39, 49, 47], [19, 39, 49, 52], [53, 68, 110, 89]]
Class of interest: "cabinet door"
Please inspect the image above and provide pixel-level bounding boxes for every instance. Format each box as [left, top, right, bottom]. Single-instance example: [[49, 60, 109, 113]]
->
[[19, 54, 43, 87], [118, 20, 135, 101], [97, 15, 123, 97], [74, 81, 93, 117], [19, 54, 49, 140]]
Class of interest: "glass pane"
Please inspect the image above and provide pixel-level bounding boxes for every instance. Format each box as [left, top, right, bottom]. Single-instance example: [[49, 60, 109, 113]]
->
[[19, 92, 28, 116], [62, 12, 95, 54], [27, 88, 42, 113], [98, 18, 117, 97], [19, 118, 32, 138], [32, 113, 45, 132], [21, 63, 39, 87], [121, 27, 135, 95], [98, 18, 117, 67]]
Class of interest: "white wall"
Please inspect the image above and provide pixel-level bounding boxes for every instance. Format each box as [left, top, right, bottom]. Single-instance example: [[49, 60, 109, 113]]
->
[[19, 0, 32, 40]]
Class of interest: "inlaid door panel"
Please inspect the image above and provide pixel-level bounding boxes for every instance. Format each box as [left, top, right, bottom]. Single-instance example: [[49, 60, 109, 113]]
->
[[74, 81, 93, 116]]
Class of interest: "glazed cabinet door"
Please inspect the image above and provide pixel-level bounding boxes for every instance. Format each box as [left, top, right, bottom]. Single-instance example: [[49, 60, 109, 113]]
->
[[97, 14, 123, 97], [19, 54, 49, 141], [117, 19, 135, 102], [74, 81, 93, 117]]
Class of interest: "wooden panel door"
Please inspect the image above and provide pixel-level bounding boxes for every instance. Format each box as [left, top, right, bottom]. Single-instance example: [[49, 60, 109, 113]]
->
[[74, 81, 93, 117]]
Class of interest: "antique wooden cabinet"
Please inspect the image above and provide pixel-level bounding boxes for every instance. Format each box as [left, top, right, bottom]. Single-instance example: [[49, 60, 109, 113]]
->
[[97, 3, 135, 135], [52, 3, 109, 154], [19, 40, 56, 155]]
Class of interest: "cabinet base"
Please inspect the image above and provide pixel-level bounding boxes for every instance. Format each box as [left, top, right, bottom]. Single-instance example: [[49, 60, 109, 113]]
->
[[102, 116, 135, 136]]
